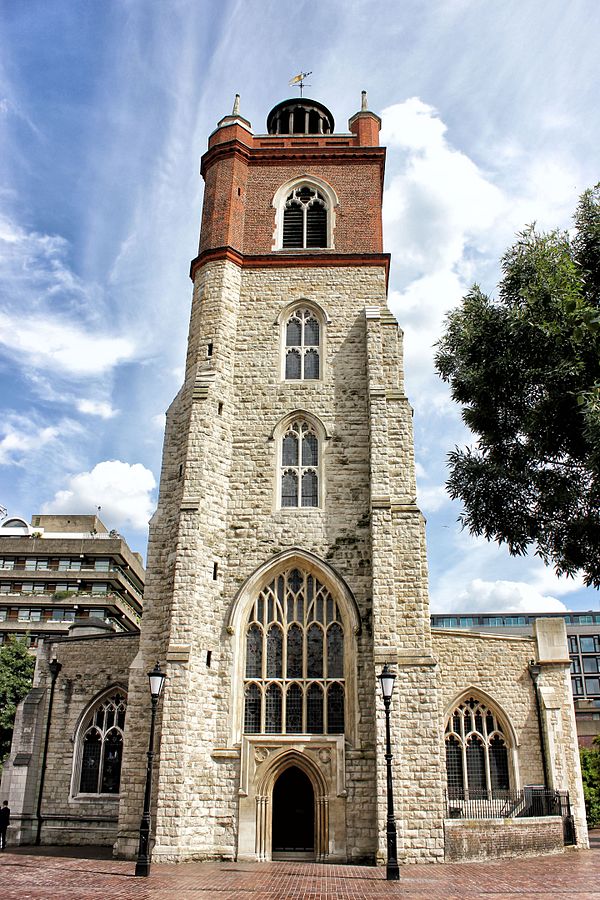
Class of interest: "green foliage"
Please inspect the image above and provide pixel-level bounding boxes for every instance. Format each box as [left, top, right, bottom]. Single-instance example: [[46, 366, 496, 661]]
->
[[0, 636, 35, 766], [435, 185, 600, 586], [580, 737, 600, 828]]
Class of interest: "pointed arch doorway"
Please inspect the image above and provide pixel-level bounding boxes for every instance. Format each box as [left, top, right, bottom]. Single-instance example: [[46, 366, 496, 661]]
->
[[272, 765, 315, 859]]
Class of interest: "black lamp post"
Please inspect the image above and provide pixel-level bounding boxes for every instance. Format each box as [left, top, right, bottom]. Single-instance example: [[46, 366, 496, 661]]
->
[[528, 659, 549, 790], [378, 663, 400, 881], [35, 657, 62, 845], [135, 661, 166, 877]]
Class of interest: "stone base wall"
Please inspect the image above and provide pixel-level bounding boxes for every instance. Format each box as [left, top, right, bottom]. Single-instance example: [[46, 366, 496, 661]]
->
[[444, 817, 565, 862], [35, 816, 119, 847], [1, 632, 138, 848]]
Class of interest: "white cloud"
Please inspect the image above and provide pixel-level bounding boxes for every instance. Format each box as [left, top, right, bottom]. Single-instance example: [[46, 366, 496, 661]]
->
[[418, 483, 449, 514], [445, 578, 568, 615], [42, 460, 156, 532], [76, 399, 119, 419], [0, 311, 136, 377], [0, 216, 138, 379], [0, 422, 59, 466], [0, 415, 82, 467]]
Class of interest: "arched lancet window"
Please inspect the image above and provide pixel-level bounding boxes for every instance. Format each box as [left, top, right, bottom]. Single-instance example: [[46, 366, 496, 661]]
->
[[280, 419, 320, 508], [77, 691, 127, 795], [283, 185, 328, 249], [445, 696, 510, 799], [243, 567, 345, 735], [284, 308, 321, 381]]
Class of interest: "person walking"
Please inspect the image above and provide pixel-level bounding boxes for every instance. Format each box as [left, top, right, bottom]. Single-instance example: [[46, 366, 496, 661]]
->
[[0, 800, 10, 850]]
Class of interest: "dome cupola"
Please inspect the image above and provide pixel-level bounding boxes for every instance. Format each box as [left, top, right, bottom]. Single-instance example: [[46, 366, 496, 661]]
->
[[266, 98, 335, 135]]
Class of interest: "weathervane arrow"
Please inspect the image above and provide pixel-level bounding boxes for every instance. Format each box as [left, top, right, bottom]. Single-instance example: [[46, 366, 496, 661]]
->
[[289, 71, 312, 97]]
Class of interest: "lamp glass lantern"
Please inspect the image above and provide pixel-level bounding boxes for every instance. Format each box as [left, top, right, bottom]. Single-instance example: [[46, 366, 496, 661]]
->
[[378, 663, 396, 700], [148, 662, 166, 699]]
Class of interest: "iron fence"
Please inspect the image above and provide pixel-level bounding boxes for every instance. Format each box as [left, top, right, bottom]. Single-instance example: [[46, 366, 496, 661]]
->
[[445, 787, 575, 844]]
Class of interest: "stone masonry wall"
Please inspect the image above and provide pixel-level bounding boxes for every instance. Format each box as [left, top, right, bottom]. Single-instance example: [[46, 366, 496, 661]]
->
[[444, 817, 565, 862], [433, 630, 546, 787], [2, 633, 138, 846]]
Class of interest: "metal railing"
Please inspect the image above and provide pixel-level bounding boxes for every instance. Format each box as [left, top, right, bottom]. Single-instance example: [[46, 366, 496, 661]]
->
[[445, 787, 576, 845], [446, 787, 569, 820]]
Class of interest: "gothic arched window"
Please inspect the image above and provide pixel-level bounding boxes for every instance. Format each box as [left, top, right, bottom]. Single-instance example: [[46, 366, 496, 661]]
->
[[76, 691, 127, 795], [444, 696, 510, 800], [284, 308, 321, 380], [283, 185, 328, 249], [243, 567, 345, 735], [280, 419, 320, 508]]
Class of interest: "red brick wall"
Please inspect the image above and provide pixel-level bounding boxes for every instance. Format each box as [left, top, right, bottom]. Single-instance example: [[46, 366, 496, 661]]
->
[[444, 818, 566, 861], [198, 133, 385, 256]]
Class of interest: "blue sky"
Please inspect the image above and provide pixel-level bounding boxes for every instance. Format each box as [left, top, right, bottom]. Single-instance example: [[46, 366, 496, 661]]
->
[[1, 0, 599, 614]]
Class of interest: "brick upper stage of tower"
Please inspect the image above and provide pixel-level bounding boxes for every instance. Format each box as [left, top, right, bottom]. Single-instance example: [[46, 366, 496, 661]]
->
[[190, 95, 389, 283]]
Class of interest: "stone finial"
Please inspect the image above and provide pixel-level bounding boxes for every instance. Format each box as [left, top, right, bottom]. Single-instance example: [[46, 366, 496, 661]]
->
[[232, 94, 240, 116], [361, 90, 368, 111]]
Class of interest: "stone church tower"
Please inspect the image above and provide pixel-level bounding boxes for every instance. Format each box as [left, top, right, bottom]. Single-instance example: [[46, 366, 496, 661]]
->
[[1, 92, 586, 863], [112, 92, 586, 865], [114, 91, 446, 863]]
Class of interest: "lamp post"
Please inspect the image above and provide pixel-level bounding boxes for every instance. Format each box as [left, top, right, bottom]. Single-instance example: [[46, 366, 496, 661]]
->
[[527, 660, 549, 790], [35, 657, 62, 845], [135, 661, 166, 877], [378, 663, 400, 881]]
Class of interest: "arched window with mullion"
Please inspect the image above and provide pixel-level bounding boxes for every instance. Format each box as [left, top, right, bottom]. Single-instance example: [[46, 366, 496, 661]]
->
[[77, 692, 127, 795], [284, 308, 321, 381], [282, 186, 328, 249], [279, 420, 320, 508], [444, 696, 512, 800], [242, 567, 345, 736]]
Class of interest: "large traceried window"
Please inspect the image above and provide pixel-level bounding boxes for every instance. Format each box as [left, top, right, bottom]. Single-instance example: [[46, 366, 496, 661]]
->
[[284, 308, 321, 380], [283, 186, 328, 249], [445, 696, 510, 799], [243, 567, 345, 735], [280, 419, 320, 508], [77, 691, 126, 795]]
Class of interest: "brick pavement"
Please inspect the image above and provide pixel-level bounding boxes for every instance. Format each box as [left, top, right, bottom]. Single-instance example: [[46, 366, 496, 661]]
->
[[0, 837, 599, 900]]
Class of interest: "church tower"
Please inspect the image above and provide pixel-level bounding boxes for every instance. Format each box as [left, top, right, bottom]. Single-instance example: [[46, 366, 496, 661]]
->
[[115, 91, 446, 864]]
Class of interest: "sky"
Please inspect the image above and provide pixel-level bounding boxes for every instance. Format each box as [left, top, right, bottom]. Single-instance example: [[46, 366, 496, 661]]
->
[[1, 0, 599, 615]]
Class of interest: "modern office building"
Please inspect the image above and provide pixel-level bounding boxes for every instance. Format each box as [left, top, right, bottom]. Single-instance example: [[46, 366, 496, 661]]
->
[[0, 514, 144, 644], [431, 612, 600, 746]]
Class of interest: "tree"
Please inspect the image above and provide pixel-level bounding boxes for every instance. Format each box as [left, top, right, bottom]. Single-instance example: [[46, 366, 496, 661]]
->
[[580, 737, 600, 827], [0, 636, 35, 769], [435, 185, 600, 586]]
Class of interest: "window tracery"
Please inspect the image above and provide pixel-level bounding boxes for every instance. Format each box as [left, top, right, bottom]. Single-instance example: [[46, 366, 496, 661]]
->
[[284, 308, 321, 380], [243, 567, 345, 735], [76, 691, 127, 795], [283, 186, 328, 249], [445, 696, 510, 799], [280, 420, 320, 508]]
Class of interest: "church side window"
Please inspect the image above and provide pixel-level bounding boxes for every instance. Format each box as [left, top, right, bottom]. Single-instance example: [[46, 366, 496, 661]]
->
[[280, 420, 320, 508], [243, 567, 345, 735], [444, 697, 510, 799], [285, 308, 321, 380], [283, 186, 328, 249], [77, 691, 127, 795]]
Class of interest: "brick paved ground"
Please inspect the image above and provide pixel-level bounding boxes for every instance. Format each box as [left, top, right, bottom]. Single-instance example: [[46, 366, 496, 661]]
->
[[1, 834, 599, 900]]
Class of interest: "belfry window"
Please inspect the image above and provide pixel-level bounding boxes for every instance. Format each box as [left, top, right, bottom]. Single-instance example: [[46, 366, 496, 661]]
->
[[445, 696, 510, 799], [280, 419, 320, 508], [77, 691, 127, 795], [283, 186, 328, 249], [243, 567, 345, 735], [284, 308, 320, 380]]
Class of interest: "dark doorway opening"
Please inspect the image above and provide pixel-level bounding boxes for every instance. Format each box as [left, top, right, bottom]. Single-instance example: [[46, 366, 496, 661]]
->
[[272, 766, 315, 857]]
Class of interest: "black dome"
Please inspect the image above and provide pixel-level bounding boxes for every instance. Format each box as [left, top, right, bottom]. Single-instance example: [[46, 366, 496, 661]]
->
[[267, 98, 335, 135]]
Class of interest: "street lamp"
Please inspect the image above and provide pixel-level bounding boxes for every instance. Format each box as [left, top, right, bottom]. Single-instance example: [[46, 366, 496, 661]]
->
[[135, 661, 166, 877], [378, 663, 400, 881]]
